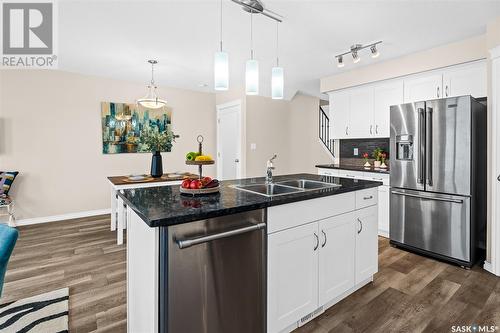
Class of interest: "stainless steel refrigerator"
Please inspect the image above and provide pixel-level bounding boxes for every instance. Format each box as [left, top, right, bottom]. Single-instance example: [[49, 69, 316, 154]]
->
[[389, 96, 486, 267]]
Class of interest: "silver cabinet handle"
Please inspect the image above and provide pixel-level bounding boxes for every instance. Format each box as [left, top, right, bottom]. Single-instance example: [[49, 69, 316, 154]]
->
[[375, 125, 379, 134], [177, 223, 266, 249], [391, 191, 463, 204], [363, 195, 373, 200], [321, 230, 327, 248], [370, 125, 373, 135], [345, 126, 349, 136], [445, 85, 449, 97], [313, 233, 319, 251], [498, 175, 500, 182], [235, 159, 239, 163], [357, 218, 363, 234], [437, 86, 440, 98]]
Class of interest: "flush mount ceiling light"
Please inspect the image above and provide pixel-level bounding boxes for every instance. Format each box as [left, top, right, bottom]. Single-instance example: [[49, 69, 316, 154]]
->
[[334, 41, 382, 68], [214, 0, 229, 90], [137, 60, 167, 109]]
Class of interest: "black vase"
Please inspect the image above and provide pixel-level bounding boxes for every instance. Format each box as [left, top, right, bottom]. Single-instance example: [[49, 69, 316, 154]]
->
[[151, 151, 163, 178]]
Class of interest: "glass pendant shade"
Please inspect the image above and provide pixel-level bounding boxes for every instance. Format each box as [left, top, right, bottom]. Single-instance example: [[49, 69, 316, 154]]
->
[[214, 51, 229, 90], [245, 59, 259, 95], [271, 66, 284, 99], [137, 85, 167, 109]]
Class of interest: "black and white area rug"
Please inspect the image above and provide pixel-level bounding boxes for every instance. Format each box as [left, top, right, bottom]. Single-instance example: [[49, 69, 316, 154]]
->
[[0, 288, 69, 332]]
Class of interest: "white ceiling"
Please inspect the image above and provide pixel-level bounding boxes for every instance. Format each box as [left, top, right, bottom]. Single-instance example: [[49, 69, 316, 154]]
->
[[58, 0, 500, 99]]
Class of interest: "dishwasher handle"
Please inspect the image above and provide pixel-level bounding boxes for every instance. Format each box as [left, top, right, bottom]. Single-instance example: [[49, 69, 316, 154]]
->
[[177, 223, 266, 249]]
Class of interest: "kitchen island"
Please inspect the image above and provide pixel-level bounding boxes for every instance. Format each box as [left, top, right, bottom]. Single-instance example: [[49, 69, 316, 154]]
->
[[120, 173, 382, 333]]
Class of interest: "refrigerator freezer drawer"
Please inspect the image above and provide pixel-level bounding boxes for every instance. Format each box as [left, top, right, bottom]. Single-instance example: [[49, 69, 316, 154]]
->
[[390, 189, 470, 262]]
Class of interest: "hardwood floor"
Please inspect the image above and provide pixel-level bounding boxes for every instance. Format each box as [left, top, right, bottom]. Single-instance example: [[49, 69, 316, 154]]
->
[[2, 216, 499, 333], [2, 215, 126, 333]]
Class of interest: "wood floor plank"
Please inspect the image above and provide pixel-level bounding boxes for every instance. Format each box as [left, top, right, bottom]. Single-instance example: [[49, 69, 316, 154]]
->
[[2, 216, 499, 333]]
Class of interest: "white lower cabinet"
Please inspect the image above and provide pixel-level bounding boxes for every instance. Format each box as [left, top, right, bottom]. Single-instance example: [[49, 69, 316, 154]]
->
[[355, 205, 379, 284], [268, 196, 378, 333], [318, 212, 356, 305], [267, 223, 319, 333]]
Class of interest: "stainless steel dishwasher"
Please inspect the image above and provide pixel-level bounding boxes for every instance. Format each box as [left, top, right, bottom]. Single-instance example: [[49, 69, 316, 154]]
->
[[165, 209, 266, 333]]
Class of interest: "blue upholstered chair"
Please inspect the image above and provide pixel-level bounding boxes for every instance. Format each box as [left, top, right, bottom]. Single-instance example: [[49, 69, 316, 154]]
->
[[0, 224, 18, 297]]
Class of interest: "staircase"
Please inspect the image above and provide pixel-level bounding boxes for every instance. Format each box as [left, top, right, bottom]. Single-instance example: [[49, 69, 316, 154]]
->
[[319, 105, 335, 158]]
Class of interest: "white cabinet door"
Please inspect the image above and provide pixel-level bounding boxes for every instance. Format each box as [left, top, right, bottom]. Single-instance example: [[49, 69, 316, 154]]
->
[[329, 90, 350, 139], [443, 61, 487, 98], [349, 86, 374, 138], [355, 205, 379, 284], [403, 72, 443, 103], [373, 80, 404, 137], [268, 223, 319, 333], [377, 186, 390, 237], [318, 212, 356, 305]]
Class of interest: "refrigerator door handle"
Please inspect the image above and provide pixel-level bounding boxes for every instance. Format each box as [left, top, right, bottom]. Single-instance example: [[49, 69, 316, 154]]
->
[[426, 107, 433, 186], [417, 108, 425, 184], [391, 190, 464, 204]]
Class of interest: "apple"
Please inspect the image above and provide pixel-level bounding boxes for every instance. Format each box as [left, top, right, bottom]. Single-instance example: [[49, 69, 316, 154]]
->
[[190, 180, 202, 189], [181, 179, 191, 189], [201, 176, 212, 187]]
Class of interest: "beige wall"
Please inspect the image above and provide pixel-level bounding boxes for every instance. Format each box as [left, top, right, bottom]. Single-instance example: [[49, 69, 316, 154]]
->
[[245, 96, 291, 177], [288, 94, 332, 174], [321, 35, 487, 92], [0, 70, 216, 220]]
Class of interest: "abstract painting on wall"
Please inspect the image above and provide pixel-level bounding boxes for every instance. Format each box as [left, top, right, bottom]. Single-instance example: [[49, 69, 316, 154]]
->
[[101, 102, 173, 154]]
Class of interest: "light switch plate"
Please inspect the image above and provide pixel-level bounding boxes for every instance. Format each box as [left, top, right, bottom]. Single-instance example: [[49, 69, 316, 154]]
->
[[353, 148, 359, 156], [250, 143, 257, 150]]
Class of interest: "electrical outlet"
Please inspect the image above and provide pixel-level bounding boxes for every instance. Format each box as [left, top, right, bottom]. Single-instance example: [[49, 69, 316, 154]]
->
[[353, 148, 359, 156], [250, 143, 257, 150]]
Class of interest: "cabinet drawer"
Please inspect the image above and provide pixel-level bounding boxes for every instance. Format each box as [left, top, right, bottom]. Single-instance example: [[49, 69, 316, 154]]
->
[[356, 188, 378, 209], [363, 172, 389, 186], [268, 192, 356, 234], [337, 170, 365, 179], [317, 168, 339, 176]]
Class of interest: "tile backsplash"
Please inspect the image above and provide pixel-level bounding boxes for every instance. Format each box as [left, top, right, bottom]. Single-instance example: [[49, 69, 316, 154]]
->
[[340, 138, 390, 160]]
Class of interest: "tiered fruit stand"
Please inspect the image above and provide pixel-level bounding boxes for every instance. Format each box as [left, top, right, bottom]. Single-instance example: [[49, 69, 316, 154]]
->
[[179, 135, 220, 195]]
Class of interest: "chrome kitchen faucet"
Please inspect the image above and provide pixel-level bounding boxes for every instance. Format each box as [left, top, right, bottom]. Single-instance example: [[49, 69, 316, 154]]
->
[[266, 154, 277, 184]]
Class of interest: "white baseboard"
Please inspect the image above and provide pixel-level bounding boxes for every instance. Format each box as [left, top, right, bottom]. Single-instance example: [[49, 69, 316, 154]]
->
[[15, 209, 111, 226], [483, 261, 495, 275]]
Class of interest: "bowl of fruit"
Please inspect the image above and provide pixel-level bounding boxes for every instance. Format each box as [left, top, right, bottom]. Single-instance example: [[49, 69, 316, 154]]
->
[[179, 176, 220, 196]]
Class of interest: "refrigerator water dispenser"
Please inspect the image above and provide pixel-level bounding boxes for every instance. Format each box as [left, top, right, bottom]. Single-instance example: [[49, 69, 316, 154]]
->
[[396, 135, 413, 160]]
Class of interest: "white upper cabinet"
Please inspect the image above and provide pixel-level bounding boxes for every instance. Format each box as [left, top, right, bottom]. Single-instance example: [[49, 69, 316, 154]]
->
[[373, 80, 404, 138], [349, 86, 374, 138], [267, 222, 319, 333], [318, 212, 356, 305], [403, 72, 443, 103], [329, 90, 350, 139], [442, 61, 487, 98], [355, 206, 378, 284]]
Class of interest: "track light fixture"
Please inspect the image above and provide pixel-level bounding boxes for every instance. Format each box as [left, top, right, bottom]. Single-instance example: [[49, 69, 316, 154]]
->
[[334, 41, 382, 68], [336, 55, 344, 68]]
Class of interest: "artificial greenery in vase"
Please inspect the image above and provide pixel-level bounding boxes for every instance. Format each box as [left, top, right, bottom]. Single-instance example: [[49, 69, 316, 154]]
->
[[140, 129, 179, 177], [372, 147, 383, 168]]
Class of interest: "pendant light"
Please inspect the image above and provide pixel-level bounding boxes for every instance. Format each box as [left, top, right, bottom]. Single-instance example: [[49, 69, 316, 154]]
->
[[137, 60, 167, 109], [271, 21, 283, 99], [245, 12, 259, 95], [214, 0, 229, 90]]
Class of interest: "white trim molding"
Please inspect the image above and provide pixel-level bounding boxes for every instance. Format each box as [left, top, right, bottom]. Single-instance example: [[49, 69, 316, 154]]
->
[[489, 45, 500, 276], [15, 209, 111, 227]]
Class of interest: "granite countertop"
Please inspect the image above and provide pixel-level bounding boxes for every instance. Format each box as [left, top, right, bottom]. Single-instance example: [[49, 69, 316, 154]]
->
[[316, 164, 390, 174], [119, 173, 382, 228]]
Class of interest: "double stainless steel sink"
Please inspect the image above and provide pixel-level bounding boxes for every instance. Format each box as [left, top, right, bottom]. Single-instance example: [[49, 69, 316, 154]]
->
[[232, 179, 341, 197]]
